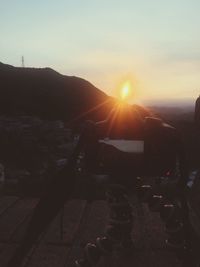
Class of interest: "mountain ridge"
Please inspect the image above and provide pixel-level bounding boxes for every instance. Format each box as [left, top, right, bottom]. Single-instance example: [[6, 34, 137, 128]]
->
[[0, 62, 114, 122]]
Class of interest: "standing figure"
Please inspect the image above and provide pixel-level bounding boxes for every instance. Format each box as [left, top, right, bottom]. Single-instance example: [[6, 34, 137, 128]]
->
[[195, 95, 200, 130]]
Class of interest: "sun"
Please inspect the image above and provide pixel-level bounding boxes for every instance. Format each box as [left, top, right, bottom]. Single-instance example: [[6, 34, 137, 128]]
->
[[120, 81, 132, 101]]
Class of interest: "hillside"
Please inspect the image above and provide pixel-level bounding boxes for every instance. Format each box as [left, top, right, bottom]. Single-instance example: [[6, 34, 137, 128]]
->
[[0, 62, 114, 122]]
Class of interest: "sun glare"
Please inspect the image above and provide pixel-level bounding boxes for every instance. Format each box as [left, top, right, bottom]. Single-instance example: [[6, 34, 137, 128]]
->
[[120, 81, 131, 101]]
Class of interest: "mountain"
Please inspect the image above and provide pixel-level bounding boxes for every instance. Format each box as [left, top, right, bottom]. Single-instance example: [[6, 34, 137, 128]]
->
[[0, 62, 114, 123]]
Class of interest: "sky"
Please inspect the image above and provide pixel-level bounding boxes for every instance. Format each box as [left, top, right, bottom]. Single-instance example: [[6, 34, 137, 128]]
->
[[1, 0, 200, 105]]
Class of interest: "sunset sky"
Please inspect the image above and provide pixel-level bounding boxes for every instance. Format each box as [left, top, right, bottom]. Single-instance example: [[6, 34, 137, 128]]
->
[[1, 0, 200, 104]]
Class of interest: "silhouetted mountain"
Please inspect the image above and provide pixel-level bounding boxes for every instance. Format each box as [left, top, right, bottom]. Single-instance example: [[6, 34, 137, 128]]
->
[[0, 62, 115, 123]]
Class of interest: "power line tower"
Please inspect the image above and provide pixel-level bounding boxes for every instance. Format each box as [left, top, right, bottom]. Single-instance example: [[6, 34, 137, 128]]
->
[[21, 56, 25, 67]]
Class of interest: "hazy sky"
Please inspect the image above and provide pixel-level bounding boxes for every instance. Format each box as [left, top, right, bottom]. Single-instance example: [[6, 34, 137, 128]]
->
[[1, 0, 200, 103]]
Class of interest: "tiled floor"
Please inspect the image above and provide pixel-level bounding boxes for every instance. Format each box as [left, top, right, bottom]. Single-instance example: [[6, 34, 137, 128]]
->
[[0, 196, 181, 267]]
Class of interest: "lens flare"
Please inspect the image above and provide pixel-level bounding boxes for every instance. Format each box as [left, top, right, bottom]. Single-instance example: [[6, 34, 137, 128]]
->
[[120, 81, 131, 100]]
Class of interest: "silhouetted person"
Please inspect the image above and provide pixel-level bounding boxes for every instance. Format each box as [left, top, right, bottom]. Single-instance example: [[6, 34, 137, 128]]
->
[[194, 95, 200, 168], [195, 95, 200, 129], [75, 103, 189, 267]]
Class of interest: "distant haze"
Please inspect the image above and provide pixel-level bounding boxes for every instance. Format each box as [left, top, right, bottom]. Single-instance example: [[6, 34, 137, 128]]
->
[[144, 98, 195, 109]]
